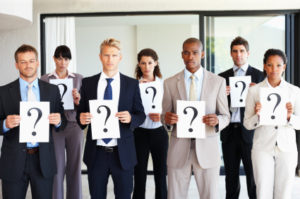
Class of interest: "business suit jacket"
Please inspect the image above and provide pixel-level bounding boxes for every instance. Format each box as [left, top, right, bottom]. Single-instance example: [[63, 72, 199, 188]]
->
[[76, 73, 146, 170], [219, 66, 264, 144], [162, 69, 230, 169], [0, 79, 67, 181], [244, 79, 300, 153]]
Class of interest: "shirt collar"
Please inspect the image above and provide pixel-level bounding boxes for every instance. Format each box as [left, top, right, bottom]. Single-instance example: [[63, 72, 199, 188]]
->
[[266, 78, 285, 88], [100, 71, 120, 82], [184, 66, 203, 81], [19, 77, 39, 89], [233, 63, 249, 73], [48, 70, 75, 78]]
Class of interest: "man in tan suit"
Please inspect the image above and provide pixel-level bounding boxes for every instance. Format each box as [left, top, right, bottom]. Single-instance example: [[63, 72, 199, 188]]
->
[[162, 38, 230, 199]]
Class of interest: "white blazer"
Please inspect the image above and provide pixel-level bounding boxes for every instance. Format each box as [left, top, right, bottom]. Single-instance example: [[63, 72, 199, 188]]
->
[[243, 78, 300, 153]]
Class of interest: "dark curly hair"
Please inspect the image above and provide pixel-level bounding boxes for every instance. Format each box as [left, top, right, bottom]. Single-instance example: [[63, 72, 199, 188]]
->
[[135, 48, 162, 80]]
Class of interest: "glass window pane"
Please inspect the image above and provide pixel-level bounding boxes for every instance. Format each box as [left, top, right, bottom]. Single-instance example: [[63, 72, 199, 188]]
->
[[205, 16, 285, 74]]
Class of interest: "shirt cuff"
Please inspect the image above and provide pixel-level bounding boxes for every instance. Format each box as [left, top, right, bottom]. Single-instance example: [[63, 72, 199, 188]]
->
[[2, 119, 10, 133], [55, 121, 61, 128]]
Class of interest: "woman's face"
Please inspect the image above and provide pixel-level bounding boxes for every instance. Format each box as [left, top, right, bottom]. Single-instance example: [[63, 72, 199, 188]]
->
[[264, 55, 286, 82], [54, 56, 70, 72], [138, 56, 157, 78]]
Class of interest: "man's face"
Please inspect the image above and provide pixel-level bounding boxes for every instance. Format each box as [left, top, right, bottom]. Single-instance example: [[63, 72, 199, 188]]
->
[[15, 51, 39, 81], [100, 46, 122, 74], [182, 42, 204, 73], [230, 45, 249, 67]]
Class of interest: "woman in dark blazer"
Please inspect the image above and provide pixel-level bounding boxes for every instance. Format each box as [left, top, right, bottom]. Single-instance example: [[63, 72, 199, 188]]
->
[[132, 48, 168, 199]]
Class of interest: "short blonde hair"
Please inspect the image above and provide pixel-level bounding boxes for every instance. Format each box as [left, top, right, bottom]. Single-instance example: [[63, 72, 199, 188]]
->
[[100, 38, 121, 53]]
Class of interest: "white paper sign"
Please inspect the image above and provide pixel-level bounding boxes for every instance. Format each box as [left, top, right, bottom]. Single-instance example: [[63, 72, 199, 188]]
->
[[50, 79, 74, 110], [230, 76, 251, 107], [259, 88, 288, 125], [89, 100, 120, 140], [139, 81, 162, 114], [19, 101, 50, 143], [176, 100, 205, 138]]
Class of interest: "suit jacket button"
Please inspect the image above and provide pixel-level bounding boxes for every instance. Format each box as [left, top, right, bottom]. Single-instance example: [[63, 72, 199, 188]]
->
[[275, 126, 278, 130]]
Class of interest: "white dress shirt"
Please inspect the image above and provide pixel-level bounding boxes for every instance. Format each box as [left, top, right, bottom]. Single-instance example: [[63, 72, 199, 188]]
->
[[231, 63, 249, 123], [96, 72, 120, 147], [184, 67, 204, 101], [139, 77, 163, 129]]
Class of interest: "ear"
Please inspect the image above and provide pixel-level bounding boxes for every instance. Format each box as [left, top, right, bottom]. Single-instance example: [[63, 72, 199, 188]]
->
[[201, 51, 205, 59]]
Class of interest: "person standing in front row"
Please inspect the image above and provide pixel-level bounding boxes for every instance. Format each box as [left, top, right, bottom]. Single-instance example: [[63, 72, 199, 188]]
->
[[0, 44, 67, 199], [162, 37, 230, 199], [244, 49, 300, 199], [132, 48, 168, 199], [41, 45, 83, 199], [77, 38, 146, 199], [219, 36, 264, 199]]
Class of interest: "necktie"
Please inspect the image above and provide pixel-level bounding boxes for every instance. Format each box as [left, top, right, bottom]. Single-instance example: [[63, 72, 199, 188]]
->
[[28, 83, 37, 145], [189, 75, 197, 101], [27, 83, 36, 101], [102, 78, 113, 144]]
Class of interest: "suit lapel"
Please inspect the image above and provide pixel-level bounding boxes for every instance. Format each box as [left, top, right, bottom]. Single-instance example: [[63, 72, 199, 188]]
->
[[39, 80, 48, 102], [9, 79, 22, 113], [200, 69, 210, 101], [177, 71, 187, 100], [118, 74, 126, 111]]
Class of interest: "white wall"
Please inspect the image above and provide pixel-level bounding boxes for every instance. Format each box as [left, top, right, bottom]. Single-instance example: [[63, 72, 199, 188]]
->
[[136, 24, 198, 79], [76, 24, 137, 78]]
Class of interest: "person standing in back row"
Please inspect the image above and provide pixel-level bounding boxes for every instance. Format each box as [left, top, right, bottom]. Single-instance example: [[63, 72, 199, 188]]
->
[[41, 45, 83, 199], [219, 36, 264, 199], [132, 48, 168, 199]]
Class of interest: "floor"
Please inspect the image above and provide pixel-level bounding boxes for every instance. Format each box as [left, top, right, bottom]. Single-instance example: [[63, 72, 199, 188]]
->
[[1, 174, 300, 198]]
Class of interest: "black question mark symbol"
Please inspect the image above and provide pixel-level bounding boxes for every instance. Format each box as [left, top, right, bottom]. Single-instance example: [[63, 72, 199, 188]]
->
[[235, 81, 246, 102], [27, 107, 42, 136], [145, 86, 157, 109], [97, 105, 111, 133], [57, 83, 67, 99], [267, 93, 281, 120], [183, 106, 198, 132]]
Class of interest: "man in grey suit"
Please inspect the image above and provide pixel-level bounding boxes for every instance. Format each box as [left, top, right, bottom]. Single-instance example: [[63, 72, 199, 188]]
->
[[162, 38, 230, 199]]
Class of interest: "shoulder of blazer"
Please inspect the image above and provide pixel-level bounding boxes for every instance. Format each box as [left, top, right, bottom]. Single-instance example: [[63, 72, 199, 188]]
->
[[218, 68, 233, 78], [1, 79, 19, 90]]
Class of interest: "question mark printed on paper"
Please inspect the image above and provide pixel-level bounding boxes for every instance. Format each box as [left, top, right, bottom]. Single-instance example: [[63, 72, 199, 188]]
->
[[183, 106, 198, 132], [97, 105, 111, 133], [27, 107, 42, 136], [235, 81, 246, 102], [267, 93, 281, 120], [57, 83, 67, 99], [145, 86, 157, 109]]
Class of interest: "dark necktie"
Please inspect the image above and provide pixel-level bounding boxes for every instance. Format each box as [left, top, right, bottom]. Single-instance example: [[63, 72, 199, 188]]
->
[[102, 78, 113, 144]]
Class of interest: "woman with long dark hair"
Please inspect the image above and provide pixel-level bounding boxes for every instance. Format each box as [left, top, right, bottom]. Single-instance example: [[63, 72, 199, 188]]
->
[[132, 48, 168, 199]]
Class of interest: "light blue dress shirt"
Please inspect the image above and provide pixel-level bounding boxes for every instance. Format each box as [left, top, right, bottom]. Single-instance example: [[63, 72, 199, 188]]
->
[[231, 64, 248, 122], [184, 67, 204, 101]]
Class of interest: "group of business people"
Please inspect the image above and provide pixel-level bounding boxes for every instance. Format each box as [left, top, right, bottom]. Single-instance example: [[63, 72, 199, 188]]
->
[[0, 35, 299, 199]]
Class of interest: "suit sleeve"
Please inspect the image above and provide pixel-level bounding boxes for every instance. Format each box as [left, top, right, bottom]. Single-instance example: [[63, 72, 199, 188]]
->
[[53, 86, 67, 132], [76, 78, 89, 130], [243, 86, 260, 130], [216, 78, 230, 132], [129, 81, 146, 131], [288, 87, 300, 129]]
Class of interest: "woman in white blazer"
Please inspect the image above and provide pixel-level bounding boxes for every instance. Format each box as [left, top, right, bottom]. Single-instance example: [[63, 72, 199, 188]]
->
[[244, 49, 300, 199]]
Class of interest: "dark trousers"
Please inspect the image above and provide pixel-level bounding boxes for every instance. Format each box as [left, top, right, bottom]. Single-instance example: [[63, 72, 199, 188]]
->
[[87, 147, 134, 199], [2, 152, 53, 199], [132, 127, 168, 199], [222, 124, 256, 199]]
